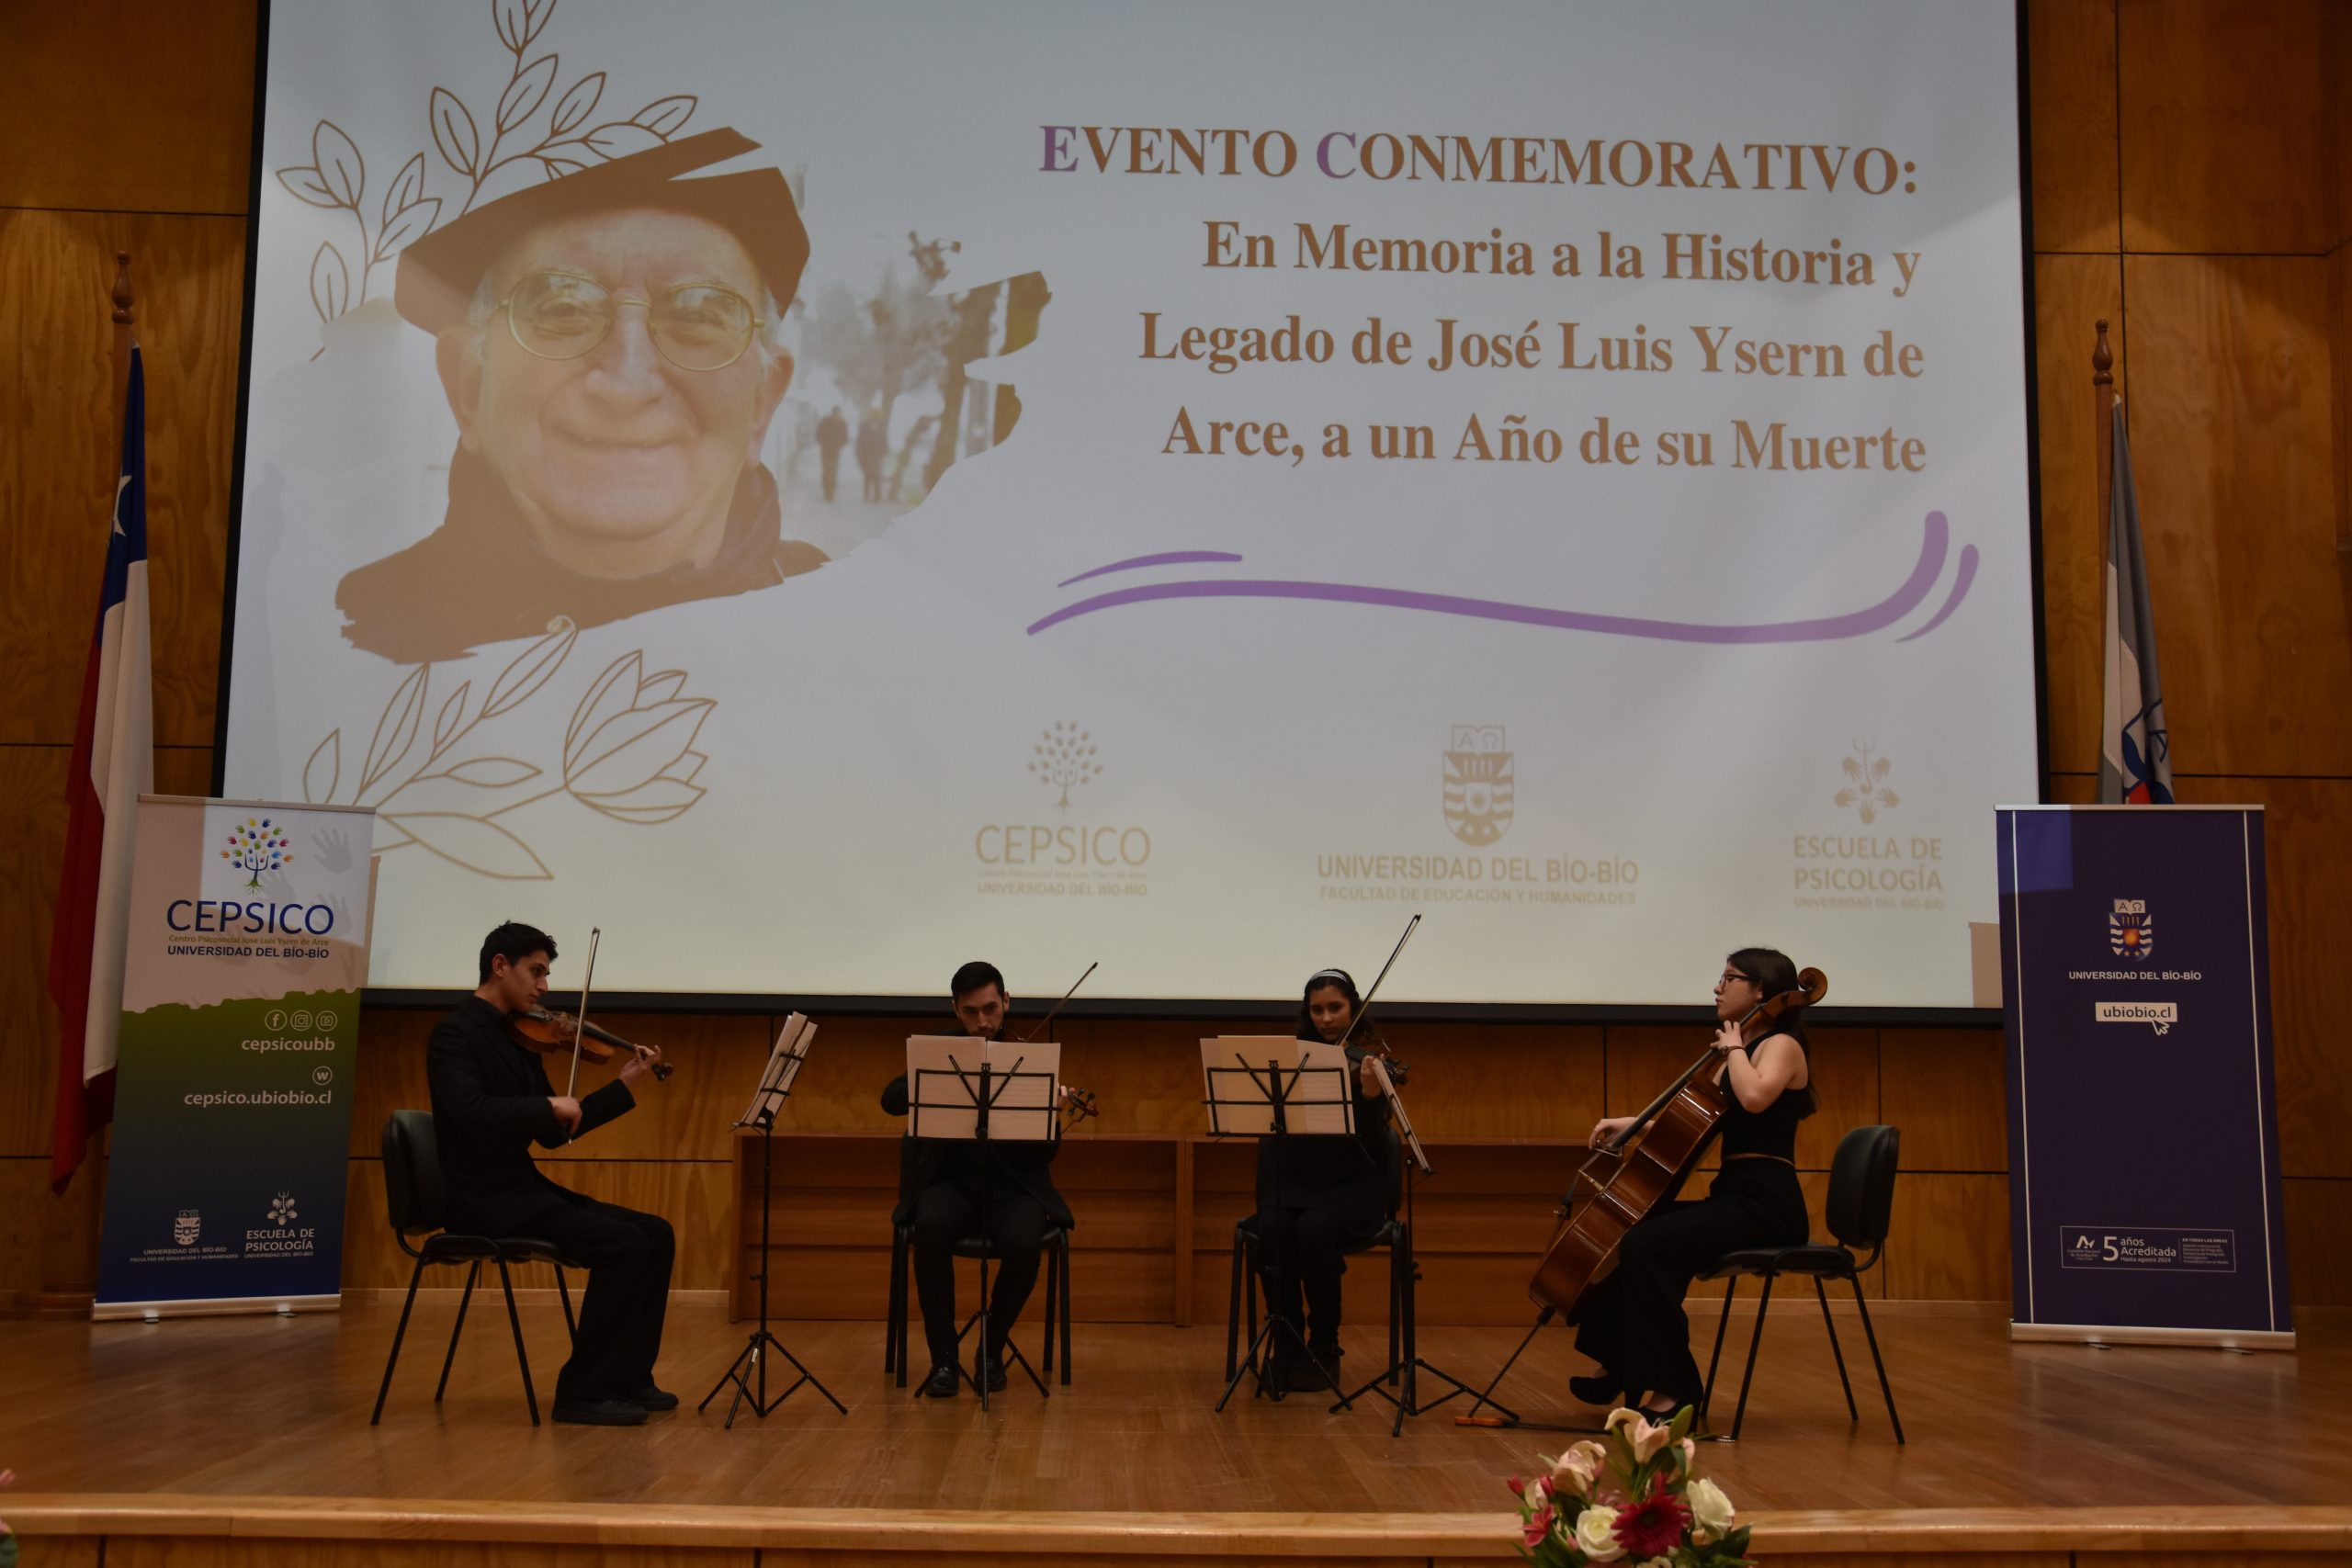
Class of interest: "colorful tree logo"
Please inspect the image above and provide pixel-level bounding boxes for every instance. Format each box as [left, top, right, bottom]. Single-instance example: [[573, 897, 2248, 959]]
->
[[221, 818, 293, 888]]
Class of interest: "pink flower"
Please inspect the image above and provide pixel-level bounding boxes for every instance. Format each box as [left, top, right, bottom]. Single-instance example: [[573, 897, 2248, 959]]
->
[[1550, 1440, 1606, 1498], [1607, 1406, 1676, 1463], [1507, 1475, 1525, 1496], [1521, 1502, 1555, 1549]]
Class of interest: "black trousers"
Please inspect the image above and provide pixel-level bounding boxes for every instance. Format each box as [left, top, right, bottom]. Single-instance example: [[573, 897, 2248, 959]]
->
[[1254, 1179, 1382, 1348], [503, 1190, 675, 1405], [910, 1179, 1051, 1371], [1573, 1162, 1806, 1409]]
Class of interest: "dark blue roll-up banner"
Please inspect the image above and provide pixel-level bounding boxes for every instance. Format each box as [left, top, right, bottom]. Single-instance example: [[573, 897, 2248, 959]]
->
[[1996, 805, 2291, 1347], [94, 796, 376, 1320]]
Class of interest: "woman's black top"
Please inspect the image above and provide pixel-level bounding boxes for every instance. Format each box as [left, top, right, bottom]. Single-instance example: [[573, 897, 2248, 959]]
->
[[1254, 1043, 1392, 1223], [1715, 1032, 1813, 1162]]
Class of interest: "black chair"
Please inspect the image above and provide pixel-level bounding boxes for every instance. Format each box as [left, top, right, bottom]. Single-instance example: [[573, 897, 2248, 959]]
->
[[1225, 1123, 1408, 1397], [1697, 1122, 1905, 1443], [881, 1144, 1072, 1394], [369, 1109, 583, 1427]]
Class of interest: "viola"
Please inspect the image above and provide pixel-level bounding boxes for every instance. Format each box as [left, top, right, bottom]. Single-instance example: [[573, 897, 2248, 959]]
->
[[507, 1006, 672, 1082], [1525, 966, 1826, 1324]]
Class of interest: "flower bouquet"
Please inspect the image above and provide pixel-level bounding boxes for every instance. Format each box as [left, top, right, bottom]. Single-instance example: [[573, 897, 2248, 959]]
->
[[1506, 1407, 1753, 1566]]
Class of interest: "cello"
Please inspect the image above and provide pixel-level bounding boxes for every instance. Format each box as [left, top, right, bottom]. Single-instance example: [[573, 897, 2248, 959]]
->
[[1531, 965, 1825, 1321], [1456, 965, 1825, 1428]]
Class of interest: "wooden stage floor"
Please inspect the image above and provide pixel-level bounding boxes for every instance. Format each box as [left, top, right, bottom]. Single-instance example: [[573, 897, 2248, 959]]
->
[[5, 1296, 2349, 1563]]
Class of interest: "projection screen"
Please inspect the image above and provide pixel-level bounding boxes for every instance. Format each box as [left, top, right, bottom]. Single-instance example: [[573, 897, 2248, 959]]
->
[[221, 0, 2038, 1006]]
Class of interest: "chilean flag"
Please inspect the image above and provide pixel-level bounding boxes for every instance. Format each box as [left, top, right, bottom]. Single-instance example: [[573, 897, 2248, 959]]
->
[[49, 348, 153, 1190]]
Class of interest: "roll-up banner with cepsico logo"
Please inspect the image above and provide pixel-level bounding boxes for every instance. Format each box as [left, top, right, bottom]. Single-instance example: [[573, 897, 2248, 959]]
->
[[1996, 805, 2291, 1348], [95, 795, 376, 1320]]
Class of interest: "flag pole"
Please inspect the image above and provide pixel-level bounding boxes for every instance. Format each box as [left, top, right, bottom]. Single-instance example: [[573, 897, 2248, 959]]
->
[[2092, 318, 2115, 533], [25, 255, 138, 1315]]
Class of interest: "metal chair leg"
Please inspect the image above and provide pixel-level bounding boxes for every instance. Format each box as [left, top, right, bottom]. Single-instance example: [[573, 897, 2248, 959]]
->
[[1042, 1235, 1060, 1378], [1701, 1276, 1737, 1417], [893, 1232, 911, 1389], [1225, 1228, 1245, 1380], [1728, 1273, 1774, 1441], [369, 1251, 431, 1426], [492, 1251, 540, 1427], [1849, 1275, 1905, 1444], [1057, 1235, 1072, 1386], [885, 1225, 907, 1374], [1374, 1232, 1392, 1392], [434, 1258, 481, 1401], [1816, 1277, 1859, 1420], [556, 1265, 576, 1340]]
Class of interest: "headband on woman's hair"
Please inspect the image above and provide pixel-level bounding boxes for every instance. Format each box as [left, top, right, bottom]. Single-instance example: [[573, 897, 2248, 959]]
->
[[1308, 967, 1353, 987]]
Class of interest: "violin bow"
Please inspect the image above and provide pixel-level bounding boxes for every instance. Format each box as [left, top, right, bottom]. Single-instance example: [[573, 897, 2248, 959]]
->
[[561, 927, 603, 1141], [1018, 960, 1098, 1043], [1346, 913, 1421, 1040]]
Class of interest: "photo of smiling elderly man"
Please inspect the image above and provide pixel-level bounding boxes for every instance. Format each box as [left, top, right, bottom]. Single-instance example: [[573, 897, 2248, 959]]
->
[[336, 130, 827, 662]]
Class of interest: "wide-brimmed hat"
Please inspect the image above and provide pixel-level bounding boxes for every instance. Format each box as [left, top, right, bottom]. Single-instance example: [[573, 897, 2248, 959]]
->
[[394, 127, 808, 333]]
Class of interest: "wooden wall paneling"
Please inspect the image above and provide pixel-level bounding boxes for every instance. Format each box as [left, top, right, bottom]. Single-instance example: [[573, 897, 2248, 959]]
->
[[2027, 0, 2121, 253], [2334, 239, 2350, 552], [2280, 1177, 2352, 1309], [767, 1014, 934, 1134], [347, 1009, 432, 1156], [1053, 1016, 1238, 1136], [2116, 0, 2336, 254], [0, 209, 247, 749], [2032, 256, 2128, 773], [0, 747, 70, 1161], [1792, 1027, 1880, 1170], [0, 2, 257, 214], [1375, 1021, 1603, 1142], [2165, 778, 2352, 1182], [1878, 1029, 2008, 1172], [747, 1134, 898, 1319], [0, 1156, 54, 1301], [2121, 254, 2351, 776], [1883, 1172, 2011, 1300]]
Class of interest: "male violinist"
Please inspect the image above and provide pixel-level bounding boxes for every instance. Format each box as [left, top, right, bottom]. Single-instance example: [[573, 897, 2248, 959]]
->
[[426, 921, 673, 1426], [881, 961, 1072, 1398]]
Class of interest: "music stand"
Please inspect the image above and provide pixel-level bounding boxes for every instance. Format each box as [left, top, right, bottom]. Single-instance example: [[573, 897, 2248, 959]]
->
[[1333, 1055, 1502, 1434], [699, 1014, 846, 1427], [904, 1034, 1063, 1411], [1203, 1035, 1366, 1414]]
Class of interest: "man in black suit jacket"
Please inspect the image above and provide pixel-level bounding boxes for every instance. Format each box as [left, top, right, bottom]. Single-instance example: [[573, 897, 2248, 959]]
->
[[426, 921, 673, 1426], [882, 960, 1071, 1398]]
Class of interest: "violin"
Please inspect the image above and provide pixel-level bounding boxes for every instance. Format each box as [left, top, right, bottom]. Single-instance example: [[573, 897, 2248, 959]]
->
[[507, 1006, 672, 1082], [1525, 966, 1826, 1325]]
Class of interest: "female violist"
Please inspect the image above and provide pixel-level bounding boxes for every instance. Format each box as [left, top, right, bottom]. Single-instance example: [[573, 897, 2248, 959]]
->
[[1571, 947, 1815, 1422], [1251, 967, 1395, 1394]]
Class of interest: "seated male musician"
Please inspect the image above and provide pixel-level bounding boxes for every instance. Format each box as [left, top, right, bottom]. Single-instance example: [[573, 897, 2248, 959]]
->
[[882, 960, 1072, 1398], [426, 921, 673, 1426]]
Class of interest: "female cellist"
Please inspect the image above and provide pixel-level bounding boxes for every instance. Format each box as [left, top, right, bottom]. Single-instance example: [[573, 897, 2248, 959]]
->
[[1571, 946, 1815, 1421], [1251, 967, 1396, 1394]]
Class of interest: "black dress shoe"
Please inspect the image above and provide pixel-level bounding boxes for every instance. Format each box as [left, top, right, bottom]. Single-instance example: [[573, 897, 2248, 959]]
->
[[552, 1397, 648, 1426], [1568, 1372, 1623, 1406], [921, 1362, 960, 1399], [1284, 1348, 1335, 1393], [632, 1385, 680, 1411], [977, 1355, 1008, 1394]]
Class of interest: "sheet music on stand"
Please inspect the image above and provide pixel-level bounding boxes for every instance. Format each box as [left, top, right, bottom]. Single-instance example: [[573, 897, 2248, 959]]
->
[[905, 1035, 1063, 1144], [733, 1013, 817, 1129], [1199, 1036, 1355, 1138]]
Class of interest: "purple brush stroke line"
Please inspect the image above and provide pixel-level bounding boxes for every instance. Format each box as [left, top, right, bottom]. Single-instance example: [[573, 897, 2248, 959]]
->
[[1895, 542, 1978, 642], [1057, 550, 1245, 588], [1031, 511, 1960, 644]]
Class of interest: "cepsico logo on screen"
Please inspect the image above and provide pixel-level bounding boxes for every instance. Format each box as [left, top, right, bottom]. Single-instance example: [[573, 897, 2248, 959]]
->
[[975, 722, 1150, 899], [2109, 898, 2154, 960], [1442, 725, 1513, 846]]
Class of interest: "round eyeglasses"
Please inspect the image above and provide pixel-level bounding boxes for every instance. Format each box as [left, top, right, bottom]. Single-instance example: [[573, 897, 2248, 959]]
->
[[498, 271, 765, 371]]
